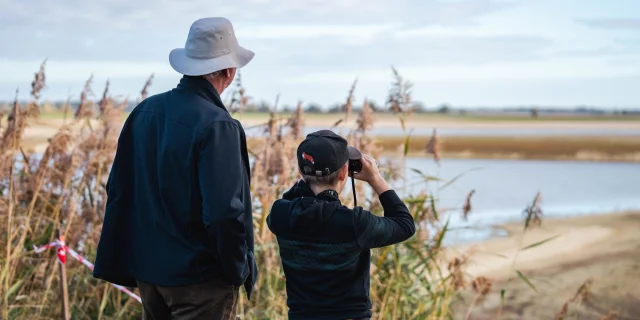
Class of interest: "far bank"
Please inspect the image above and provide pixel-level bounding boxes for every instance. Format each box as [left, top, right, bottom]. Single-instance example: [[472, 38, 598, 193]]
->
[[16, 114, 640, 163]]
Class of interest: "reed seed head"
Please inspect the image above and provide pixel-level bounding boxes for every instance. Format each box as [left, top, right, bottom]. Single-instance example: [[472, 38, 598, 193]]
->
[[571, 277, 594, 305], [140, 73, 154, 101], [523, 192, 543, 230], [555, 301, 569, 320], [30, 60, 47, 101], [447, 256, 468, 290], [344, 78, 357, 122], [75, 74, 95, 119], [387, 66, 412, 114], [356, 98, 375, 133], [426, 129, 441, 163], [471, 276, 493, 296], [462, 189, 475, 221]]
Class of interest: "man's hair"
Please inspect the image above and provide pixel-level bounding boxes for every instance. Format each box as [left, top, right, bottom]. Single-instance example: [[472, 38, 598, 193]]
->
[[202, 70, 223, 80], [302, 171, 340, 188]]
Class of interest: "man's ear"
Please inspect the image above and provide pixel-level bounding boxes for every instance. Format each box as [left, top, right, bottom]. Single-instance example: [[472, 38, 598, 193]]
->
[[225, 68, 232, 78]]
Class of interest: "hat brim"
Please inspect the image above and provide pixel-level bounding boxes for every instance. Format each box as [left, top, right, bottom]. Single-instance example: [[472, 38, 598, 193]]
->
[[168, 45, 255, 76], [347, 146, 362, 160]]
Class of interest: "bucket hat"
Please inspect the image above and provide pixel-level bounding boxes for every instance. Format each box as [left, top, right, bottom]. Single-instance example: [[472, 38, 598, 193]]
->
[[169, 17, 254, 76]]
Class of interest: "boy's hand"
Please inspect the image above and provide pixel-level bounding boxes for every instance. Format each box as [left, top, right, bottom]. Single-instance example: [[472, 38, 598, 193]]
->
[[354, 154, 391, 195], [353, 154, 381, 183]]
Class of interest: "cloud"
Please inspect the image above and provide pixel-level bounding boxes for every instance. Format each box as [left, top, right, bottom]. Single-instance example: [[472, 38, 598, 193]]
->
[[0, 0, 523, 65], [0, 0, 520, 63], [280, 33, 553, 71], [579, 18, 640, 29], [284, 55, 640, 84], [550, 37, 640, 58], [237, 23, 399, 41], [0, 0, 515, 30], [394, 25, 508, 38], [0, 58, 170, 84], [415, 0, 516, 26], [10, 0, 639, 107]]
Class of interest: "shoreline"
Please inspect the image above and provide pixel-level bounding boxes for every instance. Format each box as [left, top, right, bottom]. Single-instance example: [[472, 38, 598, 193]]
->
[[452, 211, 640, 319]]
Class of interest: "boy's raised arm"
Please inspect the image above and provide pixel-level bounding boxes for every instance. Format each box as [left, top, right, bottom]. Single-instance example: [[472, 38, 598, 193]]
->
[[355, 189, 416, 249], [353, 155, 416, 249]]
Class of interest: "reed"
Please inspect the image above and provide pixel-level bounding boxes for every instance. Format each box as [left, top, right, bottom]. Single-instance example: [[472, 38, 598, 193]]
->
[[0, 62, 596, 320]]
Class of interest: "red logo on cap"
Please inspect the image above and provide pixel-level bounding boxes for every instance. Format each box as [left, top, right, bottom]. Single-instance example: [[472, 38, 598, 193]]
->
[[302, 152, 314, 164]]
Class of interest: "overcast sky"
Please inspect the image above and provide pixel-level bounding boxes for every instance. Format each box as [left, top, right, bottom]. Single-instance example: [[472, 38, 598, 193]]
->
[[1, 0, 639, 108]]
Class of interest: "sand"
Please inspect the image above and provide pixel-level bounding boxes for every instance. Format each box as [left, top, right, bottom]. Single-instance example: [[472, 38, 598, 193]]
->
[[451, 212, 640, 319]]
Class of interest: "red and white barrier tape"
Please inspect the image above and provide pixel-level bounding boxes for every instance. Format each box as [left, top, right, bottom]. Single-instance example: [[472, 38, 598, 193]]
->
[[34, 240, 142, 303]]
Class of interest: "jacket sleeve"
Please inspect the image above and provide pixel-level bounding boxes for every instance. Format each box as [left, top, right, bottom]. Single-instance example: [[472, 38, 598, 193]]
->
[[198, 121, 249, 286], [354, 190, 416, 249]]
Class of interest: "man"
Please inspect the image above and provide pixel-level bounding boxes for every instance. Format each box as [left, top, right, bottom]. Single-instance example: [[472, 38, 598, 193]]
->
[[267, 130, 416, 320], [93, 17, 257, 320]]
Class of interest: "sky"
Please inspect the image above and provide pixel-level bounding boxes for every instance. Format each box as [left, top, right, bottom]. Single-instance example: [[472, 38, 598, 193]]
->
[[0, 0, 639, 108]]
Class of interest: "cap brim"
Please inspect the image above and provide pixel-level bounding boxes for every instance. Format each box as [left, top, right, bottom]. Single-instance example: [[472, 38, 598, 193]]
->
[[169, 45, 255, 76], [347, 146, 362, 160]]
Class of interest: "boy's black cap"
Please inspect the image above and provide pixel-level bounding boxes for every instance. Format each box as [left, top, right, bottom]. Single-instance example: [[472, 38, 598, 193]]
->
[[297, 130, 361, 177]]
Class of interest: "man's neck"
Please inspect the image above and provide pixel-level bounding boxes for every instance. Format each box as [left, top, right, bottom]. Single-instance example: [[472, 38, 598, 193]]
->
[[203, 77, 226, 95]]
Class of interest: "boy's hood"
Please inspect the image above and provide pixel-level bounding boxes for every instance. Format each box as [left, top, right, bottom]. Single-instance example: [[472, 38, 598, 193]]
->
[[281, 180, 342, 233]]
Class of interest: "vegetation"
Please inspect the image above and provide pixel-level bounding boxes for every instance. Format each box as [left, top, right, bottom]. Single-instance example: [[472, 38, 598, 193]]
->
[[0, 62, 613, 320]]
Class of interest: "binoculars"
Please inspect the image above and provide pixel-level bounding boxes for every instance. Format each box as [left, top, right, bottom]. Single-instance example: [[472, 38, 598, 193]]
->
[[348, 146, 363, 173], [348, 158, 363, 174]]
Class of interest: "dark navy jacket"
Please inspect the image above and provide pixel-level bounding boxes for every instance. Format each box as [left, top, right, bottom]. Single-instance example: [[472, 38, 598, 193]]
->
[[267, 180, 415, 320], [93, 76, 257, 298]]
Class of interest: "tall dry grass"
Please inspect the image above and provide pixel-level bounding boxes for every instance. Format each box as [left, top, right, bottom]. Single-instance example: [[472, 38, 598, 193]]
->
[[0, 62, 579, 320]]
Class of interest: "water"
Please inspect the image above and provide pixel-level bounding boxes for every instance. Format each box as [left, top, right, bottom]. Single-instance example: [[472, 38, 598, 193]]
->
[[245, 126, 640, 137], [393, 158, 640, 244], [17, 153, 638, 245]]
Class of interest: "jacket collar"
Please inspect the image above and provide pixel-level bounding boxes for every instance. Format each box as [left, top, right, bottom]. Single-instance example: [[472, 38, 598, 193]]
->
[[176, 76, 228, 113], [282, 179, 341, 203]]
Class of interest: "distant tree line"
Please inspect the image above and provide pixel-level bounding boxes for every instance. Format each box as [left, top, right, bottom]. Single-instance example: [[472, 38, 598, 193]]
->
[[1, 100, 639, 116]]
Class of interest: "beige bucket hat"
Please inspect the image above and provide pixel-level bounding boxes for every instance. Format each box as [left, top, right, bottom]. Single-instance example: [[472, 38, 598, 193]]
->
[[169, 17, 254, 76]]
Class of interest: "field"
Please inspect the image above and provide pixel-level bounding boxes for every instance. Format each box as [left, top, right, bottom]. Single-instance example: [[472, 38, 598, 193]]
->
[[1, 64, 638, 319]]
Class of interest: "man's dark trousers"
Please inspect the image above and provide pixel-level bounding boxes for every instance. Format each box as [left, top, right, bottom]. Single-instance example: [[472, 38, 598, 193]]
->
[[137, 279, 239, 320]]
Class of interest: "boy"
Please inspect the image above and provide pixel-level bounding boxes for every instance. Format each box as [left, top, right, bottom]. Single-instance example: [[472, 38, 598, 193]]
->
[[267, 130, 416, 320]]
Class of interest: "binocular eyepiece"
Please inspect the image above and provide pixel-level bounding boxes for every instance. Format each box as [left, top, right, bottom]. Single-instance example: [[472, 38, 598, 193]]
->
[[348, 147, 363, 173], [348, 158, 363, 173]]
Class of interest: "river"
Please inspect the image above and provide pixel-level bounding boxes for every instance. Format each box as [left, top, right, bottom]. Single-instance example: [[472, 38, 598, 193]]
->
[[392, 157, 640, 244], [15, 152, 638, 245]]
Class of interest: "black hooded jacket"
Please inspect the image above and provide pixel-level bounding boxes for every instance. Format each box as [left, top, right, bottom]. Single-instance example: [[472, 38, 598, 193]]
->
[[267, 180, 415, 320]]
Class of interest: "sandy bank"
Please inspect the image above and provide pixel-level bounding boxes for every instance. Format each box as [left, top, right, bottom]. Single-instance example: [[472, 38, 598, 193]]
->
[[452, 212, 640, 319]]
